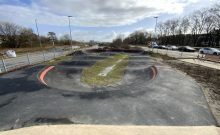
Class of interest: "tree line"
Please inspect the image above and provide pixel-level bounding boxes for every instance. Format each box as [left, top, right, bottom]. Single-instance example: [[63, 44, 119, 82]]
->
[[112, 3, 220, 48], [111, 31, 152, 48], [0, 22, 78, 48], [157, 3, 220, 47]]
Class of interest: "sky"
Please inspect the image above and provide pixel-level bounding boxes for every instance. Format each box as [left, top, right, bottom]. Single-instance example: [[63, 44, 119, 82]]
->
[[0, 0, 218, 42]]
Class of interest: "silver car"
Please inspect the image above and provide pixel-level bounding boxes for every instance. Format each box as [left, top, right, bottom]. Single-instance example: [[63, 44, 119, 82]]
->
[[199, 48, 220, 55]]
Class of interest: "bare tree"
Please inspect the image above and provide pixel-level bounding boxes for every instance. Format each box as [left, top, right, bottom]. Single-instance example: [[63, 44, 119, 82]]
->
[[179, 17, 190, 35], [0, 22, 21, 48], [59, 34, 71, 45], [211, 4, 220, 30], [170, 19, 179, 36], [47, 32, 57, 46], [157, 22, 165, 37], [164, 20, 172, 36], [47, 32, 57, 41], [203, 12, 215, 34], [111, 35, 123, 48], [151, 3, 220, 47], [190, 9, 207, 46], [19, 28, 35, 48]]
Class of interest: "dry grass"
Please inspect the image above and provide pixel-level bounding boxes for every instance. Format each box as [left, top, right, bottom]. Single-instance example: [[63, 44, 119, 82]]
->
[[46, 56, 73, 66], [0, 45, 59, 58], [166, 61, 220, 93], [1, 45, 52, 54]]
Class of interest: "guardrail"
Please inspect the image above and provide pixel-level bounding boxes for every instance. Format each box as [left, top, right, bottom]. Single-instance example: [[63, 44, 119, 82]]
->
[[0, 47, 76, 74]]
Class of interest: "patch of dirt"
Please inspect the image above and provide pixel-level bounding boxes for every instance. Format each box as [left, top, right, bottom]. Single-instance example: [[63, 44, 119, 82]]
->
[[165, 60, 220, 125]]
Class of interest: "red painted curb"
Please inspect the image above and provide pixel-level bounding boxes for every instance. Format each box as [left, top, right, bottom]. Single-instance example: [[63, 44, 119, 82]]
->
[[150, 66, 158, 80], [39, 66, 55, 86]]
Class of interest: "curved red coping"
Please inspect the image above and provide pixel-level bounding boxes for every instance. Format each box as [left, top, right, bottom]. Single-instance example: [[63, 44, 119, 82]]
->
[[150, 66, 158, 80], [39, 66, 55, 86]]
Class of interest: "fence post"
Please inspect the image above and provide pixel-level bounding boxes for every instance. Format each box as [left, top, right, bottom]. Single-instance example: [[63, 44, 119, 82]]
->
[[1, 58, 7, 72], [43, 51, 46, 62], [53, 48, 56, 58], [180, 50, 183, 58], [27, 53, 31, 65]]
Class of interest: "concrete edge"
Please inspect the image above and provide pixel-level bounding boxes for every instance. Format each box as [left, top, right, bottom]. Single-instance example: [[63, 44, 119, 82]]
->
[[0, 125, 220, 135]]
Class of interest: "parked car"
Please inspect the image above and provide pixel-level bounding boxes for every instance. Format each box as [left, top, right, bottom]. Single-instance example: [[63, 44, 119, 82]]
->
[[199, 48, 220, 55], [151, 42, 158, 48], [152, 44, 159, 48], [178, 46, 196, 52], [158, 45, 167, 49], [167, 45, 178, 50]]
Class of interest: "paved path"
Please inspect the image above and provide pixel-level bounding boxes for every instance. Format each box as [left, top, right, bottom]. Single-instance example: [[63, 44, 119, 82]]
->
[[180, 59, 220, 70], [142, 47, 220, 70], [0, 52, 217, 131]]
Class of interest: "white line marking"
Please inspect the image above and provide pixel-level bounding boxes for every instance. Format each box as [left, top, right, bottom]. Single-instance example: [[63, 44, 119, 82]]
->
[[98, 59, 123, 77]]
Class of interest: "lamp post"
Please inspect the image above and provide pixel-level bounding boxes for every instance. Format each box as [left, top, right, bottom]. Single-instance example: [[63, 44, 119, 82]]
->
[[68, 16, 73, 46], [154, 16, 158, 40], [35, 19, 42, 48], [153, 16, 158, 52]]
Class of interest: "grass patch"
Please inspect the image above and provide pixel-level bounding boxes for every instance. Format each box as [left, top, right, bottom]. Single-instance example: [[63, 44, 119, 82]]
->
[[81, 54, 128, 86], [144, 51, 176, 60], [46, 56, 72, 65]]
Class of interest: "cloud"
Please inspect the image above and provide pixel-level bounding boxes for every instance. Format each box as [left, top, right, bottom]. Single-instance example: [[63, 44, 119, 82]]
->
[[0, 4, 69, 26], [61, 30, 132, 42], [0, 0, 206, 27], [74, 31, 120, 42], [0, 0, 217, 42]]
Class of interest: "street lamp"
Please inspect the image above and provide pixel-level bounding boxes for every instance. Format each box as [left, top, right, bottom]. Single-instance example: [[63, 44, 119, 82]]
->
[[68, 16, 73, 46], [151, 16, 158, 52], [154, 16, 158, 40], [35, 19, 42, 48]]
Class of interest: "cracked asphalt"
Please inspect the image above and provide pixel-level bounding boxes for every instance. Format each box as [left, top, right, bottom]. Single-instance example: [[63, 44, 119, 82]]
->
[[0, 51, 217, 131]]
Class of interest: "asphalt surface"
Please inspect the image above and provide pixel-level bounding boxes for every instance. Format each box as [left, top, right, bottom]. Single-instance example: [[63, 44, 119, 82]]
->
[[0, 51, 217, 131]]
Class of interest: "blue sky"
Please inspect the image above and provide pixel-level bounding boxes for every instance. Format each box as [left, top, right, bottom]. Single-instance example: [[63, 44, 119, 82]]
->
[[0, 0, 218, 42]]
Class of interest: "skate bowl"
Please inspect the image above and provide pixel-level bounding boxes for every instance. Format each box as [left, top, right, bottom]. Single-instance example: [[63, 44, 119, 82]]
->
[[39, 51, 158, 94]]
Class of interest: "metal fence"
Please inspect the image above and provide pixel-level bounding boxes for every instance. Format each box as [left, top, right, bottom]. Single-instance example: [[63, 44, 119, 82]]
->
[[146, 47, 220, 64], [149, 48, 200, 59], [0, 47, 76, 74]]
